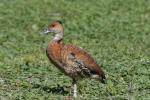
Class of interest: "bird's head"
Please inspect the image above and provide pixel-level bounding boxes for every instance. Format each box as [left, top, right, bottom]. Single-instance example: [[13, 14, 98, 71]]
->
[[41, 20, 64, 41], [42, 20, 64, 35]]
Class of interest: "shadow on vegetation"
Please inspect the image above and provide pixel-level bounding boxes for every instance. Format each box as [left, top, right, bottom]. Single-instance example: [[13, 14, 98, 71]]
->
[[32, 83, 69, 95]]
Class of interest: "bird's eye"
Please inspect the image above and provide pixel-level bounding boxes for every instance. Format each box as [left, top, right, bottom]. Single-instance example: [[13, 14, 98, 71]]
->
[[51, 24, 55, 27]]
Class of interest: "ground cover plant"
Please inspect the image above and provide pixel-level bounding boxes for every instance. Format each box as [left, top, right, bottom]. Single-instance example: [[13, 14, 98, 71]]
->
[[0, 0, 150, 99]]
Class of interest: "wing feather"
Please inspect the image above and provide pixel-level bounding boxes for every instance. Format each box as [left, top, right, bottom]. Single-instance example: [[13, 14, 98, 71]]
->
[[61, 44, 105, 81]]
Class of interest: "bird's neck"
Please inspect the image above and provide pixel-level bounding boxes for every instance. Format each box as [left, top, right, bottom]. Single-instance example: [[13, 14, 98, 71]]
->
[[53, 32, 63, 42]]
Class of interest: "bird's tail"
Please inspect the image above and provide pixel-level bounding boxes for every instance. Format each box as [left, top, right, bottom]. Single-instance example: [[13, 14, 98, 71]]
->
[[100, 71, 106, 84], [91, 74, 106, 84], [99, 76, 106, 84]]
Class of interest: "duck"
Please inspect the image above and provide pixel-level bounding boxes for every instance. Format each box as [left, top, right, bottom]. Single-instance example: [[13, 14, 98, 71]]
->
[[41, 20, 106, 97]]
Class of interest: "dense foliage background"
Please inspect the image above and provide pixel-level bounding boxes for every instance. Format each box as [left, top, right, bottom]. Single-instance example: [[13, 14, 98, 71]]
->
[[0, 0, 150, 99]]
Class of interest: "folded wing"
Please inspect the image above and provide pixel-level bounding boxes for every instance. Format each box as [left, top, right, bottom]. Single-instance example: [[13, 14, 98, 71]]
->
[[61, 44, 105, 83]]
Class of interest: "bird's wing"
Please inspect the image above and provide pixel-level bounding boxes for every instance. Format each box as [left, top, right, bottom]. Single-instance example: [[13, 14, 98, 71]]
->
[[61, 44, 105, 81]]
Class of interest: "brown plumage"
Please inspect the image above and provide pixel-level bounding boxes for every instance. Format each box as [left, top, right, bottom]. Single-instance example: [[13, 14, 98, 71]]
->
[[42, 21, 105, 97]]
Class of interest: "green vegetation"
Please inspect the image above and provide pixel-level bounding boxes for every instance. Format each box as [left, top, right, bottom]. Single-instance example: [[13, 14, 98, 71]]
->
[[0, 0, 150, 99]]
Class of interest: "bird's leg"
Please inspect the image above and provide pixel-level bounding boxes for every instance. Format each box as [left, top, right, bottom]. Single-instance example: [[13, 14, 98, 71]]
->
[[72, 78, 77, 97]]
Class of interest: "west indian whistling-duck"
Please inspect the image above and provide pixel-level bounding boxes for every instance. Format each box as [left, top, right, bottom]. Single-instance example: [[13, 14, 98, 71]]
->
[[41, 21, 106, 97]]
